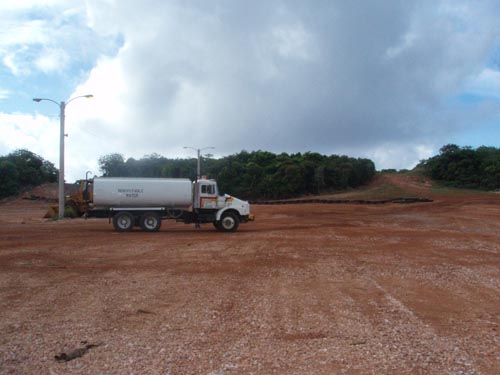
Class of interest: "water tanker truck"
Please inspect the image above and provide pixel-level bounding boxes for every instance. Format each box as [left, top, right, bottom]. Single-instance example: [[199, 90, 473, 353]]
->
[[70, 177, 254, 232]]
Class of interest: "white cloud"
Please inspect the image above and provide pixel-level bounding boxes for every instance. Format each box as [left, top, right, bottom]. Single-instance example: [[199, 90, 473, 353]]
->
[[0, 1, 116, 76], [2, 48, 29, 76], [35, 48, 70, 73], [368, 143, 436, 170], [71, 53, 127, 125], [0, 19, 48, 47], [272, 24, 316, 61], [465, 68, 500, 99], [0, 0, 68, 11], [0, 88, 10, 100], [385, 32, 418, 59], [0, 111, 101, 182], [0, 112, 59, 162]]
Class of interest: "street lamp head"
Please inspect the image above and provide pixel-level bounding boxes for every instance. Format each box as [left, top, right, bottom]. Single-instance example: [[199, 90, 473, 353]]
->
[[33, 98, 42, 102], [84, 94, 93, 99]]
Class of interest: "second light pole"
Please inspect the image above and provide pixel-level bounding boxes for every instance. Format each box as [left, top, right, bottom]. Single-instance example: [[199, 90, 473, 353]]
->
[[183, 146, 215, 180]]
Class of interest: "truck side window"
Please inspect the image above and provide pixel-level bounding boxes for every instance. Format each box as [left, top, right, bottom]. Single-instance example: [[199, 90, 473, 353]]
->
[[201, 185, 215, 194]]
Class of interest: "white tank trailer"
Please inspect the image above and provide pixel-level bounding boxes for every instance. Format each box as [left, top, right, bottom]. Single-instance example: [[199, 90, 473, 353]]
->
[[93, 178, 193, 208], [84, 177, 254, 232]]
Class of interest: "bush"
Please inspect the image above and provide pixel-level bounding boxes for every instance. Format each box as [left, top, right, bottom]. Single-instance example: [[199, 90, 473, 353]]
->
[[0, 149, 58, 199]]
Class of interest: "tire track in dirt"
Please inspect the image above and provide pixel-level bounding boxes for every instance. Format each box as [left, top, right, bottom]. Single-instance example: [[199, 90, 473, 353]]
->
[[367, 278, 480, 375]]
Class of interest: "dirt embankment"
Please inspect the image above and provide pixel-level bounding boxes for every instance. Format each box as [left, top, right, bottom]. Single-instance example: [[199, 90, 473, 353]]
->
[[1, 174, 500, 374]]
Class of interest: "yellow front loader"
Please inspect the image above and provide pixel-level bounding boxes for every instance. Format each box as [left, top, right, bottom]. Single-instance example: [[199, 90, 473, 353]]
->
[[44, 179, 93, 218]]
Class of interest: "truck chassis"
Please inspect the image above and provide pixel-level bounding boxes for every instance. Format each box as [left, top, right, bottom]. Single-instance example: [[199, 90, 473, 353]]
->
[[88, 207, 250, 233]]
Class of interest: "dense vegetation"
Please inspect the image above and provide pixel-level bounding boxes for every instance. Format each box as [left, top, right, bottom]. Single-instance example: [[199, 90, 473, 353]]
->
[[0, 149, 58, 198], [419, 144, 500, 190], [3, 144, 498, 201], [99, 151, 376, 200]]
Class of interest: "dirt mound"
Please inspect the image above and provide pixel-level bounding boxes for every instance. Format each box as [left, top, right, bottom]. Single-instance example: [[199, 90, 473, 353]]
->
[[15, 182, 80, 201], [24, 182, 59, 200]]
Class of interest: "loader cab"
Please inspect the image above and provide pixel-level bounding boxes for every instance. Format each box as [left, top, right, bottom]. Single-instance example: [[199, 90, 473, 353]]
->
[[194, 179, 223, 210]]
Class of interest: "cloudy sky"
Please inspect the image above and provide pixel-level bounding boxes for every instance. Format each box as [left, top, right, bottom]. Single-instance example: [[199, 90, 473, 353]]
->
[[1, 0, 500, 181]]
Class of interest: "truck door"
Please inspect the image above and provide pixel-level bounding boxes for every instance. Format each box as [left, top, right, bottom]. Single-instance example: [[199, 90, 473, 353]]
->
[[197, 181, 218, 209]]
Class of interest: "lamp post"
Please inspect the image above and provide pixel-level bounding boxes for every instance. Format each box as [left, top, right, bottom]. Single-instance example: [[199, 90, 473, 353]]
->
[[183, 146, 215, 180], [33, 94, 93, 219]]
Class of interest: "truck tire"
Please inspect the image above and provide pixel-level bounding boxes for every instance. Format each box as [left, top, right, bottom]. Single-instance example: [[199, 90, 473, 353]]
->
[[217, 212, 239, 232], [113, 211, 134, 232], [140, 212, 161, 232]]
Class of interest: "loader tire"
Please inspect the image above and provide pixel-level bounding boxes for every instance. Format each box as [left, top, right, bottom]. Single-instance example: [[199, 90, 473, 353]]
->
[[64, 201, 78, 218]]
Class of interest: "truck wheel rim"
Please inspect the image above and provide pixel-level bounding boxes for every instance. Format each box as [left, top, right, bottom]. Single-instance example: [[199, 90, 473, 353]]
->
[[144, 216, 158, 230], [222, 216, 235, 229], [118, 216, 132, 229]]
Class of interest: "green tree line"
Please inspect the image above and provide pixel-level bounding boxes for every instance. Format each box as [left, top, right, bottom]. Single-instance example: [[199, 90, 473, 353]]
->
[[0, 149, 58, 198], [419, 144, 500, 190], [99, 151, 376, 200]]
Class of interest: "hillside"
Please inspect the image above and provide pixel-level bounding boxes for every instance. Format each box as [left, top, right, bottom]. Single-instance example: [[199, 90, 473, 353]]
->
[[318, 171, 498, 201]]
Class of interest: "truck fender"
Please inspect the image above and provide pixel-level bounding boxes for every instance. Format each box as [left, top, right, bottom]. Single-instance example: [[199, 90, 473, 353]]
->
[[215, 207, 239, 221]]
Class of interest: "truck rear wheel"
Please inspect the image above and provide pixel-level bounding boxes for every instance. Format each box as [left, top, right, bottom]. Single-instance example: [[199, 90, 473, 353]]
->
[[140, 212, 161, 232], [113, 211, 134, 232], [217, 212, 239, 232]]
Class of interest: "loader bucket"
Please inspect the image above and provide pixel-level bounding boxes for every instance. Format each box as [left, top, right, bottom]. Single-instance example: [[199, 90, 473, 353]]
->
[[44, 205, 58, 218], [44, 204, 79, 218]]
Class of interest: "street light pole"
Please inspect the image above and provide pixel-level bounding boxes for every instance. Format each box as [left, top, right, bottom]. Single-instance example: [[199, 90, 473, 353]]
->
[[183, 146, 215, 180], [196, 148, 201, 180], [33, 95, 93, 219], [59, 101, 65, 220]]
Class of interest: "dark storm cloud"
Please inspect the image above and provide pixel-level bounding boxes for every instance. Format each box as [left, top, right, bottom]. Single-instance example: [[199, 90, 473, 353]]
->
[[84, 0, 500, 168]]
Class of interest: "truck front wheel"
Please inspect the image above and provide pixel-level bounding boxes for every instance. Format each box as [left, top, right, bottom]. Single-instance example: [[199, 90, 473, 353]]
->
[[113, 211, 134, 232], [217, 212, 239, 232], [140, 212, 161, 232]]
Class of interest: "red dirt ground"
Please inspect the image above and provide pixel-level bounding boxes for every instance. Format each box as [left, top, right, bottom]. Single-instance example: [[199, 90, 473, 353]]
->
[[1, 174, 499, 374]]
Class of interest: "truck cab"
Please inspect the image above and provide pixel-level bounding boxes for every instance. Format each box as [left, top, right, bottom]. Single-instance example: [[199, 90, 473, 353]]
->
[[193, 178, 253, 231], [194, 179, 221, 209]]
